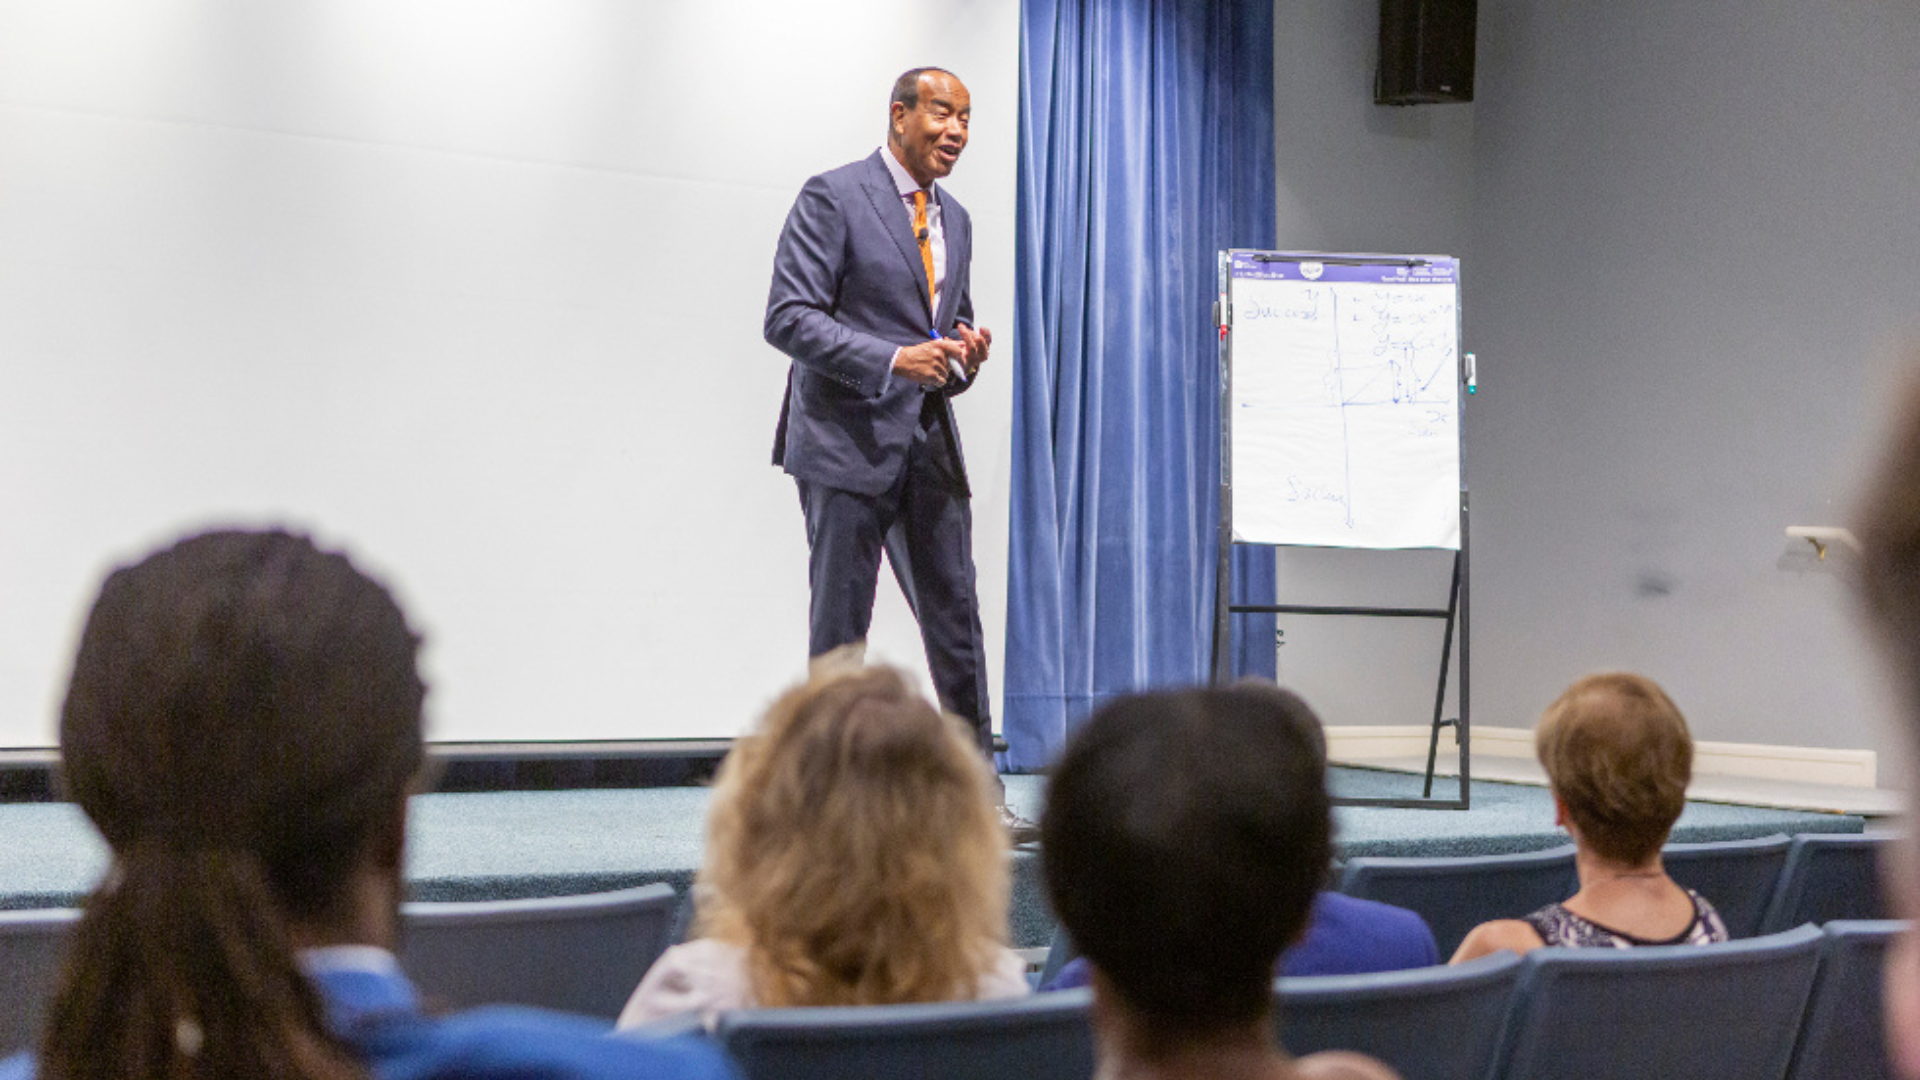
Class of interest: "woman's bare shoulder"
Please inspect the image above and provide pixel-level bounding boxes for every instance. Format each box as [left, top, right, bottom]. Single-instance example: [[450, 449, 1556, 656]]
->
[[1294, 1049, 1404, 1080], [1450, 918, 1545, 964]]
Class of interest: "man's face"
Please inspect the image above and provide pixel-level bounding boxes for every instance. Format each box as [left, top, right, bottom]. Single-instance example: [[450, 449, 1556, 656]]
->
[[890, 72, 970, 188]]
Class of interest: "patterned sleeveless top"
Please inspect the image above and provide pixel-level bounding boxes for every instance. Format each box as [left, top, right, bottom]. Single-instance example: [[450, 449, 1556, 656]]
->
[[1522, 888, 1730, 948]]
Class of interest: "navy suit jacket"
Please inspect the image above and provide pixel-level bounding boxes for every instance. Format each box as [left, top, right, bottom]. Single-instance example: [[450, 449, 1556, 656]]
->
[[0, 961, 736, 1080], [765, 150, 974, 498]]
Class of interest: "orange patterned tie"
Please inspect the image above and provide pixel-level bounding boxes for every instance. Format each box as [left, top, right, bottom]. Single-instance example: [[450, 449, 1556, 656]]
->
[[912, 190, 935, 312]]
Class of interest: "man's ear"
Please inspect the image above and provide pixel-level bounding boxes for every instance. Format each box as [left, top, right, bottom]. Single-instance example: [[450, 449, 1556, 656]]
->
[[371, 793, 408, 875], [1085, 964, 1124, 1036]]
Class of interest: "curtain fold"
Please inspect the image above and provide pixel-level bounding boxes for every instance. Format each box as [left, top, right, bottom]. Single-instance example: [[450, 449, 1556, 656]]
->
[[1003, 0, 1277, 771]]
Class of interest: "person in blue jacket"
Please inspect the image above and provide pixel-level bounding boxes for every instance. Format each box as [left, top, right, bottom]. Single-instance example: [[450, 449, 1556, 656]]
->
[[1045, 894, 1439, 991], [0, 528, 732, 1080]]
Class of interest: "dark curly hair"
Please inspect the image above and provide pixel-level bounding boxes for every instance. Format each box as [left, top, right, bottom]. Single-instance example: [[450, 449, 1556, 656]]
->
[[46, 528, 425, 1080]]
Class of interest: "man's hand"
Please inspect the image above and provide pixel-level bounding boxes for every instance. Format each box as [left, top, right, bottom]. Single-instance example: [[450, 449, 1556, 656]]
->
[[893, 337, 967, 387], [956, 324, 992, 378]]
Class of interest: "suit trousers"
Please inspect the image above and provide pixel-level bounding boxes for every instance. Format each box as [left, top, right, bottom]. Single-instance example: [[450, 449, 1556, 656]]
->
[[796, 395, 992, 756]]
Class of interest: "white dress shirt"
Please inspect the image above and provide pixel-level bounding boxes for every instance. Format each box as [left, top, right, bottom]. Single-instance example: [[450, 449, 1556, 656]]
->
[[879, 144, 947, 315]]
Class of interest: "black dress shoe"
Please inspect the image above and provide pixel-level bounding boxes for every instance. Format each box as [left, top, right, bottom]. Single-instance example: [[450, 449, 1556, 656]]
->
[[999, 805, 1042, 845]]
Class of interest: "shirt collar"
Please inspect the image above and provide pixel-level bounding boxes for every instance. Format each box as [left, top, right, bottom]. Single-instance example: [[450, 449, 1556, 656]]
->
[[301, 944, 404, 978], [879, 145, 936, 201], [300, 946, 417, 1033]]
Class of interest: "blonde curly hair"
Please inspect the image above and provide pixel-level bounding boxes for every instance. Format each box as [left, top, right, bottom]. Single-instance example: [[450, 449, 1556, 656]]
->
[[693, 664, 1010, 1007]]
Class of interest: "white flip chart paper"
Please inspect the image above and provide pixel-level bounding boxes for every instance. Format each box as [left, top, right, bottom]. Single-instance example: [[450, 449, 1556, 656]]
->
[[1229, 254, 1461, 550]]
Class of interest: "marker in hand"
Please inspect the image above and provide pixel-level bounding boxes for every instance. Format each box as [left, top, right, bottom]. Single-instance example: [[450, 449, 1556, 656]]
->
[[931, 329, 967, 385]]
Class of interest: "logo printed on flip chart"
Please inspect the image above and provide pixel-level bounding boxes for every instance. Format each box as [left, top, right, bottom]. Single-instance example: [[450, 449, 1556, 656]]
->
[[1300, 261, 1324, 281]]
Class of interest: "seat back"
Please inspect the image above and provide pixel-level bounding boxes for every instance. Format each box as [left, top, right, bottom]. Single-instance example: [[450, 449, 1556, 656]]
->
[[1490, 924, 1823, 1080], [1277, 951, 1522, 1080], [1662, 833, 1791, 938], [398, 883, 677, 1018], [0, 908, 81, 1055], [1785, 920, 1905, 1080], [1337, 845, 1577, 955], [716, 990, 1096, 1080], [1760, 833, 1888, 933]]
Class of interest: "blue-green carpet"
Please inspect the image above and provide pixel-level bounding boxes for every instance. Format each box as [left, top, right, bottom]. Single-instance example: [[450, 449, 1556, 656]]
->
[[0, 768, 1862, 946]]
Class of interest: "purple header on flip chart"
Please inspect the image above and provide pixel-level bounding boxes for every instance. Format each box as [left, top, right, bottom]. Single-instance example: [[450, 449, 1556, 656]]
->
[[1229, 252, 1458, 285]]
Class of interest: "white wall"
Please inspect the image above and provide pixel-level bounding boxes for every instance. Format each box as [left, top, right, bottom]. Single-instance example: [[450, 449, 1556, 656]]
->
[[1271, 0, 1920, 762], [0, 0, 1020, 746]]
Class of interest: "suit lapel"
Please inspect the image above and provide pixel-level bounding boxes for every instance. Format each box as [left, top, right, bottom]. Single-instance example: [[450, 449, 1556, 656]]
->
[[859, 152, 934, 323]]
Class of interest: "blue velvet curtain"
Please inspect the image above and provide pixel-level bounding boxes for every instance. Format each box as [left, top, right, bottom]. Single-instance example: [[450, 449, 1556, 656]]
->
[[1002, 0, 1277, 771]]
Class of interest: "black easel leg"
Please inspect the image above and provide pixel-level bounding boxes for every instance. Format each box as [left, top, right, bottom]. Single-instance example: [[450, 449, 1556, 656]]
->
[[1422, 553, 1463, 798]]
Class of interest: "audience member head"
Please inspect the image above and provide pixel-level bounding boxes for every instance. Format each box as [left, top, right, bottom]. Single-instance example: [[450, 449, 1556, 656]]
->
[[1042, 684, 1332, 1048], [1854, 366, 1920, 1080], [1235, 673, 1331, 766], [1534, 672, 1692, 866], [1858, 369, 1920, 716], [47, 528, 425, 1080], [695, 663, 1009, 1007]]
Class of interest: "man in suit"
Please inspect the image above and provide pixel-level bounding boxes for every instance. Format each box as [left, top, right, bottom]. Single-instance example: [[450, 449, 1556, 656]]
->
[[765, 68, 1036, 840]]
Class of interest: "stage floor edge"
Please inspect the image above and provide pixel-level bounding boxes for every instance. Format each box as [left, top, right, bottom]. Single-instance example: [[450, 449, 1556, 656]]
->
[[0, 769, 1866, 947]]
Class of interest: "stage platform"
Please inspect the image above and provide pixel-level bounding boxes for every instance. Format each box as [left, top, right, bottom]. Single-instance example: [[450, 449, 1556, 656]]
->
[[0, 767, 1864, 947]]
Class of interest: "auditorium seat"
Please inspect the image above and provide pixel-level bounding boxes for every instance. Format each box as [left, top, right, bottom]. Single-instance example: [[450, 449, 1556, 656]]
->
[[1276, 950, 1522, 1080], [1336, 845, 1577, 955], [1662, 833, 1791, 937], [398, 883, 678, 1019], [0, 907, 80, 1055], [715, 989, 1096, 1080], [614, 1011, 708, 1040], [1784, 919, 1905, 1080], [1489, 923, 1823, 1080], [1759, 833, 1889, 933]]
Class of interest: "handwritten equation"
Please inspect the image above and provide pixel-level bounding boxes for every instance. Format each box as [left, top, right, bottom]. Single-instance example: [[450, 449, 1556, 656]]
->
[[1230, 269, 1462, 550]]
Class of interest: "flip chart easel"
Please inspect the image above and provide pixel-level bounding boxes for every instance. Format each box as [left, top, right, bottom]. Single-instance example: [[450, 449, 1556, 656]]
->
[[1209, 250, 1471, 810]]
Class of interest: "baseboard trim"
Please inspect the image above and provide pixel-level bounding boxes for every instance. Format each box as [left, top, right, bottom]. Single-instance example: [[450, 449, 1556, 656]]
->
[[1325, 725, 1879, 789], [1323, 725, 1448, 763]]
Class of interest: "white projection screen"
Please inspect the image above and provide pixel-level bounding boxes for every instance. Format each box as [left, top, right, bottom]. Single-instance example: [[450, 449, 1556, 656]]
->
[[0, 1, 1020, 746]]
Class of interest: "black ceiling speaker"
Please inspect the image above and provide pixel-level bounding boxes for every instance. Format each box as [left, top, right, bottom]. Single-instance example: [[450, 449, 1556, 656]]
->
[[1376, 0, 1477, 105]]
